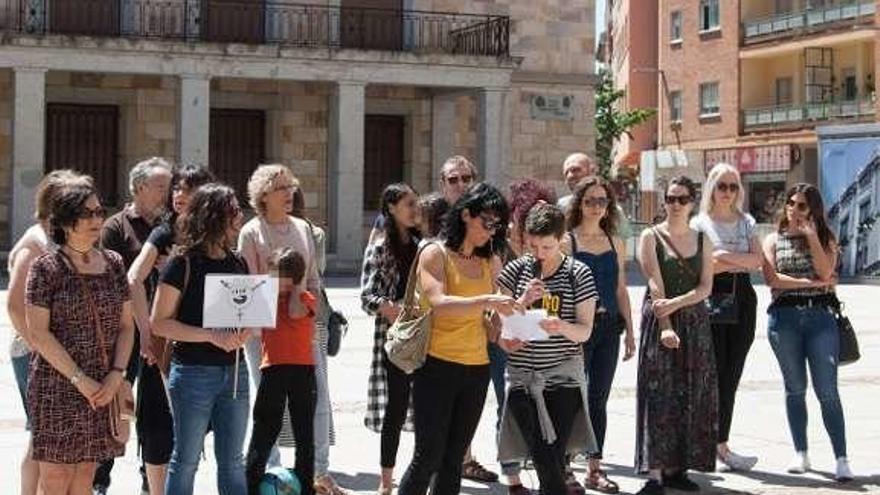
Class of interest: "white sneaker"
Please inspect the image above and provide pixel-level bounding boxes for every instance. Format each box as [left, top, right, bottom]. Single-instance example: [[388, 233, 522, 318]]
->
[[786, 451, 811, 474], [718, 451, 758, 471], [835, 457, 854, 482]]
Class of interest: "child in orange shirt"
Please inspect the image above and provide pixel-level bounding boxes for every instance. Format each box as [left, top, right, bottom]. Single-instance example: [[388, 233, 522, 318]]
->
[[246, 248, 317, 495]]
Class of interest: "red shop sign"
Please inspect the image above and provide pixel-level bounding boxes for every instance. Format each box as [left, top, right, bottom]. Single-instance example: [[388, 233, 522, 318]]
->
[[705, 145, 792, 173]]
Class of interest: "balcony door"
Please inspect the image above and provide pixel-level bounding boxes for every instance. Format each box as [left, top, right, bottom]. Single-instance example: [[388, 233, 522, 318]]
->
[[202, 0, 265, 43], [50, 0, 119, 36], [341, 0, 403, 51]]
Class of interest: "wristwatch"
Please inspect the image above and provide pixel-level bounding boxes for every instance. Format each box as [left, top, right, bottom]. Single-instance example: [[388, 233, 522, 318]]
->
[[69, 368, 84, 385]]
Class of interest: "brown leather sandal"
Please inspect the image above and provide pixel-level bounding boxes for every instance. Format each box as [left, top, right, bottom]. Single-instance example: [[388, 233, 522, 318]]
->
[[584, 469, 619, 494]]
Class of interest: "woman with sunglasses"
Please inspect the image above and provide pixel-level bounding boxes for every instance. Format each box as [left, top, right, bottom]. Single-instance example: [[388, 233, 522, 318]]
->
[[635, 176, 717, 495], [563, 177, 634, 494], [691, 163, 762, 472], [151, 183, 251, 495], [397, 182, 520, 495], [24, 180, 136, 494], [761, 183, 852, 481]]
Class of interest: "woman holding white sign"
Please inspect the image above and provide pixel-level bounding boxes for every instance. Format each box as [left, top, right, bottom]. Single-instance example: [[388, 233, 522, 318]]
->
[[151, 183, 251, 495], [496, 203, 598, 495]]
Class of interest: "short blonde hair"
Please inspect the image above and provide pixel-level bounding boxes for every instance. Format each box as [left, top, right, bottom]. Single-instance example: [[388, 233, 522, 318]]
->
[[247, 164, 300, 216], [700, 162, 745, 215]]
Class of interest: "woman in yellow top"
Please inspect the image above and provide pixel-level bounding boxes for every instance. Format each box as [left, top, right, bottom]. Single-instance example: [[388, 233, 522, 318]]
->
[[398, 182, 521, 495]]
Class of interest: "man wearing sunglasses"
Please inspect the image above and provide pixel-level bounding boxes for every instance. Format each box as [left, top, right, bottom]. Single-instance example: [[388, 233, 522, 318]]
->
[[367, 156, 479, 245]]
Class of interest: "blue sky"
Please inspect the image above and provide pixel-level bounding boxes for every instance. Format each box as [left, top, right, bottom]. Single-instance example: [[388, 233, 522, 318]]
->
[[596, 0, 606, 39]]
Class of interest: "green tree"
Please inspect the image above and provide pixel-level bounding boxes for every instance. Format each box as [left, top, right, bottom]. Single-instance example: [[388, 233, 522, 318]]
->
[[594, 68, 656, 178]]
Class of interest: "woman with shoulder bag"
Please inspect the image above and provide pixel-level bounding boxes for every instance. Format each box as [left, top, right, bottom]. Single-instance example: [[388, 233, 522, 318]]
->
[[691, 163, 762, 472], [360, 183, 421, 494], [24, 180, 135, 495], [397, 182, 521, 495], [761, 183, 852, 481], [635, 176, 717, 495]]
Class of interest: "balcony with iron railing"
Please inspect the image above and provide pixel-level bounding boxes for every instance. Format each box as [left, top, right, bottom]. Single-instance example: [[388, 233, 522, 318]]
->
[[742, 1, 875, 45], [0, 0, 510, 57], [742, 97, 875, 132]]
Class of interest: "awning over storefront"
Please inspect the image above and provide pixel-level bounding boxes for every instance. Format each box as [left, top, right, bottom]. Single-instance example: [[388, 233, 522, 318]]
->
[[704, 144, 795, 173]]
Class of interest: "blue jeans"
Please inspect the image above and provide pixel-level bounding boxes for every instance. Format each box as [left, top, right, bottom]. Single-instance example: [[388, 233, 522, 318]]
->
[[12, 353, 31, 430], [768, 306, 847, 458], [314, 333, 332, 476], [582, 313, 621, 459], [165, 362, 250, 495]]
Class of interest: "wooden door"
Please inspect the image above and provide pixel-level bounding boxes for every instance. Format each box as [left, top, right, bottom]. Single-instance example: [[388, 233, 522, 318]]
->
[[210, 109, 266, 203], [50, 0, 119, 36], [202, 0, 264, 43], [363, 115, 405, 210], [341, 0, 402, 51], [45, 103, 120, 205]]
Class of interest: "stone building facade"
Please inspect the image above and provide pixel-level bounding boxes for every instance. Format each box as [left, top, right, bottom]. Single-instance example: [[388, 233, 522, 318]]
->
[[0, 0, 595, 272]]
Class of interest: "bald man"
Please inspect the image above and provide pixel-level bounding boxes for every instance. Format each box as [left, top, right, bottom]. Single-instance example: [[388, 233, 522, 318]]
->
[[556, 152, 631, 239]]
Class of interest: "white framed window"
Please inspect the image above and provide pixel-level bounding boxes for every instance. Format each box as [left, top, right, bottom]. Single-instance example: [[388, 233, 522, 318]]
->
[[670, 11, 683, 43], [699, 82, 720, 117], [670, 91, 683, 122], [700, 0, 720, 32]]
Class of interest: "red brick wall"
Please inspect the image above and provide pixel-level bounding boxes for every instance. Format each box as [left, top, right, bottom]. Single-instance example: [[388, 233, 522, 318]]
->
[[658, 0, 740, 149]]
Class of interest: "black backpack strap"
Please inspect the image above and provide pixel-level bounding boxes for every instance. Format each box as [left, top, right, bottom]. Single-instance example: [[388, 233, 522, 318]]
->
[[568, 231, 578, 253], [605, 231, 616, 254]]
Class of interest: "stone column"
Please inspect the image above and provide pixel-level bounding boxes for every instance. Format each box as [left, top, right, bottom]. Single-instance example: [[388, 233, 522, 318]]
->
[[477, 87, 507, 187], [179, 74, 210, 167], [431, 93, 456, 188], [329, 81, 365, 269], [12, 67, 47, 242]]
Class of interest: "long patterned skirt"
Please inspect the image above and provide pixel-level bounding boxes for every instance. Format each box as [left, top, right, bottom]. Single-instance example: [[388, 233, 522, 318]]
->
[[635, 293, 718, 474]]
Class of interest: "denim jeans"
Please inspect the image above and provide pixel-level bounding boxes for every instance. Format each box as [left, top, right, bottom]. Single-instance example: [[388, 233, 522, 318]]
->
[[768, 305, 847, 458], [165, 362, 250, 495], [313, 334, 333, 476], [582, 313, 621, 458], [244, 337, 282, 469], [12, 353, 31, 430]]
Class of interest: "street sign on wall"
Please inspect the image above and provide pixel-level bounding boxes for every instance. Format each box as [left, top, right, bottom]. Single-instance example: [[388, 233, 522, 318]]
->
[[529, 94, 574, 121]]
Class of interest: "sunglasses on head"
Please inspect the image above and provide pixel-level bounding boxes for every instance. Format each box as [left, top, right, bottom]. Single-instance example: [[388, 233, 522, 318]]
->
[[583, 197, 610, 208], [77, 206, 107, 220], [479, 214, 503, 232], [716, 182, 739, 193], [445, 174, 474, 186], [664, 194, 693, 206], [786, 199, 809, 212]]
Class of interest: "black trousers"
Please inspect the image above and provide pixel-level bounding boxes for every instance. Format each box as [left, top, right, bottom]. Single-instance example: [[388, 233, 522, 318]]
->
[[246, 364, 317, 495], [509, 386, 581, 495], [381, 350, 413, 468], [398, 356, 490, 495], [136, 361, 174, 465], [582, 313, 621, 458], [712, 273, 757, 443]]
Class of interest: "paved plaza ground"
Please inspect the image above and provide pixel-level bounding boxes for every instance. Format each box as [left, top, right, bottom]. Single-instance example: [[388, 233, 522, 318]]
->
[[1, 277, 878, 494]]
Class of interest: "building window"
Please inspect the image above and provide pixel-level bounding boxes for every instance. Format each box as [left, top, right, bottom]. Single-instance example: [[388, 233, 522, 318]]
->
[[670, 11, 682, 42], [699, 82, 720, 116], [699, 0, 720, 31], [209, 108, 266, 204], [670, 91, 682, 122], [775, 77, 793, 105]]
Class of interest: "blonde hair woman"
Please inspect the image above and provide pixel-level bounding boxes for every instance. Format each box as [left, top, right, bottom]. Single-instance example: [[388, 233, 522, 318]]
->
[[691, 163, 762, 471]]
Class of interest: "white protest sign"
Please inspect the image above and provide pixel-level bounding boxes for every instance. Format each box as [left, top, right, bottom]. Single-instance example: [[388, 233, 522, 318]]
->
[[202, 274, 278, 329]]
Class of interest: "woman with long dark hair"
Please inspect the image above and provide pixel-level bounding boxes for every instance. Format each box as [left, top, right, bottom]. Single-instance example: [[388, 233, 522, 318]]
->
[[24, 181, 135, 495], [564, 177, 634, 493], [397, 182, 520, 495], [635, 176, 716, 495], [151, 183, 251, 495], [126, 165, 214, 495], [761, 183, 852, 481], [360, 183, 422, 494], [692, 163, 762, 472]]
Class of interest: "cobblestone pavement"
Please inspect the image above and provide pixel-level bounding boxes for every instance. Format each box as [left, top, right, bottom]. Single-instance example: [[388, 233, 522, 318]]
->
[[1, 279, 878, 494]]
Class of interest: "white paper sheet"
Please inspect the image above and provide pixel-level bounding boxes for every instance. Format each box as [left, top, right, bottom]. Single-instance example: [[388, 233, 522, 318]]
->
[[500, 309, 550, 342], [203, 274, 279, 328]]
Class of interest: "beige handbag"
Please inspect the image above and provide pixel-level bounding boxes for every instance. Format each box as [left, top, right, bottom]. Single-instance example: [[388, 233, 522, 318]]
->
[[384, 242, 443, 374]]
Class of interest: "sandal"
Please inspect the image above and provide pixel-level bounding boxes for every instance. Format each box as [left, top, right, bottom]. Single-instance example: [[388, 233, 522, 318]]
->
[[566, 471, 586, 495], [584, 469, 619, 494], [462, 459, 499, 482], [314, 474, 353, 495]]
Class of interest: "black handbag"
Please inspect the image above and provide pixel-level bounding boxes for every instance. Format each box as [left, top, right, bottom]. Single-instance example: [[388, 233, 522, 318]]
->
[[706, 274, 739, 325], [323, 287, 348, 357], [831, 296, 860, 366]]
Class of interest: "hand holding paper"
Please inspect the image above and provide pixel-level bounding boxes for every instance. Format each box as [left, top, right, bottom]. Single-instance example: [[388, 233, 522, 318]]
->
[[501, 309, 550, 341]]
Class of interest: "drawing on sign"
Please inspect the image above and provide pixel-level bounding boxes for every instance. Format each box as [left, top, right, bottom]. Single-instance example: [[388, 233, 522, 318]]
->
[[203, 274, 279, 329], [221, 278, 267, 322]]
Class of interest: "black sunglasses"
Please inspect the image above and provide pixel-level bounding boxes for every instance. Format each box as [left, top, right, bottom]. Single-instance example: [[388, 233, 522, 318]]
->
[[664, 195, 693, 206], [479, 214, 503, 232], [583, 197, 610, 208], [786, 199, 809, 212], [77, 206, 107, 220], [716, 182, 740, 193], [445, 174, 474, 186]]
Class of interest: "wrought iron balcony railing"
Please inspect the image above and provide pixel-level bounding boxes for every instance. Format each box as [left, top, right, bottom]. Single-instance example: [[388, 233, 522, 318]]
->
[[743, 1, 875, 43], [0, 0, 510, 57], [742, 97, 875, 131]]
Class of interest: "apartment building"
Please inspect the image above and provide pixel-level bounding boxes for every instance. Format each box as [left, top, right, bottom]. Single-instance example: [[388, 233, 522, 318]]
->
[[0, 0, 596, 272], [655, 0, 878, 224]]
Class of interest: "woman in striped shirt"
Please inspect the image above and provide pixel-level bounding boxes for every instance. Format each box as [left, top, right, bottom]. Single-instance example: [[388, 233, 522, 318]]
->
[[496, 203, 598, 495]]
